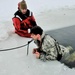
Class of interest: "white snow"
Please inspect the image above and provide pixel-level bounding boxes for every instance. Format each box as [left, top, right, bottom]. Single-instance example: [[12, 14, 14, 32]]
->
[[0, 0, 75, 75], [0, 23, 9, 41]]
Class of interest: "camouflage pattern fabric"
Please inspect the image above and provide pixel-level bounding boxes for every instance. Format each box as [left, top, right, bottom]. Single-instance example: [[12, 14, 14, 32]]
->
[[34, 33, 71, 61]]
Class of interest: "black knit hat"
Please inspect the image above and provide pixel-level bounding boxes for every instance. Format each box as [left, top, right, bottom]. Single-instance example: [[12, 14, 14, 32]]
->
[[20, 0, 27, 9], [30, 26, 43, 35]]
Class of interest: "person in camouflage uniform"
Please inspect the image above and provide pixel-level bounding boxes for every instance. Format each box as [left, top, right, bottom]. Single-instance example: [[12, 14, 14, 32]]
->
[[30, 26, 73, 61]]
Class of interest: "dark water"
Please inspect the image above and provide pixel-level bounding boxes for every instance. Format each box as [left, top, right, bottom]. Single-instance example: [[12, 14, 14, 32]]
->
[[46, 25, 75, 68]]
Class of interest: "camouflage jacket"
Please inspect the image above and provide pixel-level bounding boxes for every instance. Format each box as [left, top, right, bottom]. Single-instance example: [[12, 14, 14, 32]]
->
[[34, 33, 69, 61]]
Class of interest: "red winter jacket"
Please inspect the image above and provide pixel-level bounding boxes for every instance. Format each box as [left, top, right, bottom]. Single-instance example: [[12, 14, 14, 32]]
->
[[12, 9, 37, 38]]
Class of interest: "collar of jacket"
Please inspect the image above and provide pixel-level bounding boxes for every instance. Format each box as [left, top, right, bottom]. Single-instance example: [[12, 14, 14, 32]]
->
[[40, 32, 45, 41]]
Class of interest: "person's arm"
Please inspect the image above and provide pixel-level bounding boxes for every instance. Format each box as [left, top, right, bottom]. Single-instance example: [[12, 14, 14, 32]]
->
[[12, 17, 21, 30], [12, 17, 28, 31], [22, 12, 37, 28], [30, 13, 37, 26]]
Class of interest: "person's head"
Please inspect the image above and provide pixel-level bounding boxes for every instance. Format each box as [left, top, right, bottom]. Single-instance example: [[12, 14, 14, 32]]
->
[[30, 26, 43, 40], [19, 0, 27, 14]]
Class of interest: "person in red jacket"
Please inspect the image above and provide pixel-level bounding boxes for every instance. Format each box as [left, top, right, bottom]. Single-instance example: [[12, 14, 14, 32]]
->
[[12, 0, 37, 38]]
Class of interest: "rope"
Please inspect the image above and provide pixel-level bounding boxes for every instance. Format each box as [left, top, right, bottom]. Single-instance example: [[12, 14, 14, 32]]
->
[[0, 43, 28, 51], [0, 39, 33, 55]]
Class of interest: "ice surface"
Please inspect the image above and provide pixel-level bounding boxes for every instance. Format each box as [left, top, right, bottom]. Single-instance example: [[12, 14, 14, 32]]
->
[[0, 0, 75, 75]]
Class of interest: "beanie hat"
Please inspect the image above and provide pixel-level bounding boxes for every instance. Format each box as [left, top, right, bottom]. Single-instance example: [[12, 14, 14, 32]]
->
[[20, 0, 27, 9]]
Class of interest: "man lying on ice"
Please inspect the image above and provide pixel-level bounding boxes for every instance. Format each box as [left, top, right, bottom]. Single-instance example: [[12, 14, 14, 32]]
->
[[30, 26, 73, 63]]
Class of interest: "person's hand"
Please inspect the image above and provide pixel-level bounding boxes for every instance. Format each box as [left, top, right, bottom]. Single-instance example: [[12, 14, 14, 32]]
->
[[33, 48, 37, 54], [35, 52, 40, 59]]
